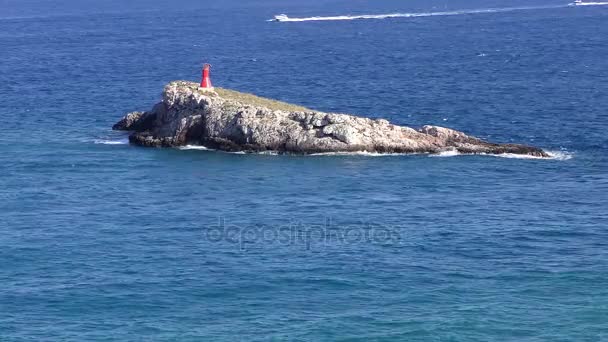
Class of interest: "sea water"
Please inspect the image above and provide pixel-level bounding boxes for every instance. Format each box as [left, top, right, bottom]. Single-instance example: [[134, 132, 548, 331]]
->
[[1, 0, 607, 340]]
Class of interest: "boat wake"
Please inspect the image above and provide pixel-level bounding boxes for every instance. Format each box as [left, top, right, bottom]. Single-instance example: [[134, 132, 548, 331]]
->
[[269, 3, 598, 23], [570, 1, 608, 5]]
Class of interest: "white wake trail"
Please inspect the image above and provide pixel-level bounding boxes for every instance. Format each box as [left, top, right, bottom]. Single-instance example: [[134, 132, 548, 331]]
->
[[269, 4, 589, 23], [573, 1, 608, 5]]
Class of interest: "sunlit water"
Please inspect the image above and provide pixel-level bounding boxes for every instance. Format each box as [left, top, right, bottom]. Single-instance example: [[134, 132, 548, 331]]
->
[[1, 0, 607, 340]]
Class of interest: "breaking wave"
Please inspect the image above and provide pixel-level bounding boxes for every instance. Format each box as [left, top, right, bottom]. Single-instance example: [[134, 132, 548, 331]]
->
[[269, 4, 571, 22], [429, 150, 461, 158]]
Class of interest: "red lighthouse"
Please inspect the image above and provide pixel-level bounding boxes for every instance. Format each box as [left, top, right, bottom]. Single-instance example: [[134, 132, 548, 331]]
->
[[200, 64, 213, 89]]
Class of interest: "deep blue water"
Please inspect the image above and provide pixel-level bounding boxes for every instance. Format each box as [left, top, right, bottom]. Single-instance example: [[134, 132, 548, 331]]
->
[[1, 0, 607, 340]]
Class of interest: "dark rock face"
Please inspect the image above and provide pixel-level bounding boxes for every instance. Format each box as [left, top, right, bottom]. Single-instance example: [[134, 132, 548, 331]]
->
[[113, 81, 549, 157], [112, 109, 157, 132]]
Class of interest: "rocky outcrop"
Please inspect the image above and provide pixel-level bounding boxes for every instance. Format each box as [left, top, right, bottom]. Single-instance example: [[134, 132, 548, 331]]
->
[[112, 111, 146, 130], [113, 81, 549, 157]]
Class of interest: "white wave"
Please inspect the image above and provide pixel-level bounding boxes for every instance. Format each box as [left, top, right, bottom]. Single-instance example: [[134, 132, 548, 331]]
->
[[179, 145, 213, 151], [427, 150, 572, 160], [94, 139, 129, 145], [178, 146, 277, 155], [491, 153, 548, 160], [177, 145, 572, 160], [491, 150, 573, 160], [545, 150, 574, 160], [269, 5, 567, 23], [310, 151, 414, 157], [429, 150, 460, 157]]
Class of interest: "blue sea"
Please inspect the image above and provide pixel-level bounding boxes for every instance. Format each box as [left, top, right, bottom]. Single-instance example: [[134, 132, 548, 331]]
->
[[1, 0, 607, 340]]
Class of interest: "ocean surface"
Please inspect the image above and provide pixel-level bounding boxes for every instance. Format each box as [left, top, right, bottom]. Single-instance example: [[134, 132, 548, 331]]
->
[[1, 0, 607, 340]]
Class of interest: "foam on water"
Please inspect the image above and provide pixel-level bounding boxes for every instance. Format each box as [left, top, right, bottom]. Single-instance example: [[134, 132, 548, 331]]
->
[[538, 150, 573, 160], [269, 4, 569, 22], [180, 145, 278, 155], [93, 139, 129, 145], [491, 153, 553, 160], [430, 150, 573, 160], [180, 147, 411, 157], [306, 150, 572, 160], [309, 151, 413, 157], [180, 145, 213, 151], [430, 150, 460, 158], [175, 146, 574, 160]]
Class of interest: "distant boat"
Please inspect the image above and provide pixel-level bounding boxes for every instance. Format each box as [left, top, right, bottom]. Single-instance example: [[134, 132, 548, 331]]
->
[[571, 0, 608, 5], [273, 14, 289, 22]]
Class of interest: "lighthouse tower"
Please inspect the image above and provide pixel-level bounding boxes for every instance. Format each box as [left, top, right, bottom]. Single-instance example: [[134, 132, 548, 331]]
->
[[200, 63, 213, 90]]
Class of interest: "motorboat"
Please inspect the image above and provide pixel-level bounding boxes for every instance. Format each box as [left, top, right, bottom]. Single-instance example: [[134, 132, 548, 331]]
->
[[273, 14, 289, 22]]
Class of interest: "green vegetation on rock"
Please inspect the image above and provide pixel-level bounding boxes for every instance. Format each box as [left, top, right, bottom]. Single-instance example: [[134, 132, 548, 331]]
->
[[169, 81, 310, 112], [215, 88, 311, 112]]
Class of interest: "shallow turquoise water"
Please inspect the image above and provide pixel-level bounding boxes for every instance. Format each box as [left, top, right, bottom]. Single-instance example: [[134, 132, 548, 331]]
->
[[1, 0, 607, 340]]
